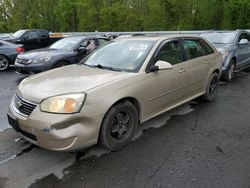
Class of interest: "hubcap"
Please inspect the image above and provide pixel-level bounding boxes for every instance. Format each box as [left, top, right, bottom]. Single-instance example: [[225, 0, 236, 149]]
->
[[0, 57, 8, 70], [110, 112, 130, 140]]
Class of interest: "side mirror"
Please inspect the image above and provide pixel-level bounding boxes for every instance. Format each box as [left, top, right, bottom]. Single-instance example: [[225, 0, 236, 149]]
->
[[238, 39, 248, 45], [150, 60, 173, 72], [77, 46, 87, 53]]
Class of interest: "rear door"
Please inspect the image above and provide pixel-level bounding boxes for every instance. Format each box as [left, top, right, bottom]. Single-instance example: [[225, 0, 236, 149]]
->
[[21, 31, 40, 51], [182, 38, 213, 96]]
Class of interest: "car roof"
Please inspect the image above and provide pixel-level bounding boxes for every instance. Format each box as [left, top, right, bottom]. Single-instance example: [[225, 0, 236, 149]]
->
[[114, 34, 203, 41]]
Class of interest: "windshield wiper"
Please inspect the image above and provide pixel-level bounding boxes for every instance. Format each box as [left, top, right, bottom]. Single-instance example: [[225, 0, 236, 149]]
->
[[87, 64, 122, 72]]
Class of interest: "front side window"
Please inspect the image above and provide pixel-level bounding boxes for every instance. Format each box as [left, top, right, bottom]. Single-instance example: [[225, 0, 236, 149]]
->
[[81, 40, 155, 72], [183, 39, 206, 60], [155, 40, 182, 65], [238, 33, 249, 42]]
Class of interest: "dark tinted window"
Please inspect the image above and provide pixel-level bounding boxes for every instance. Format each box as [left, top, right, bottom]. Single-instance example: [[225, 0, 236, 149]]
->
[[25, 31, 39, 39], [247, 33, 250, 41], [238, 33, 249, 42], [183, 39, 206, 60], [39, 31, 49, 38], [156, 40, 182, 65], [200, 39, 214, 55]]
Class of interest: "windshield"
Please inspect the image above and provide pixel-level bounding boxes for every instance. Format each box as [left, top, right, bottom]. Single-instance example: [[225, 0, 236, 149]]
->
[[81, 40, 155, 72], [12, 30, 26, 38], [201, 32, 237, 44], [49, 37, 83, 50]]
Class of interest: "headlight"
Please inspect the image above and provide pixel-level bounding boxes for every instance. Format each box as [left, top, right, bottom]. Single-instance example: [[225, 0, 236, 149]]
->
[[33, 57, 51, 64], [40, 93, 86, 114]]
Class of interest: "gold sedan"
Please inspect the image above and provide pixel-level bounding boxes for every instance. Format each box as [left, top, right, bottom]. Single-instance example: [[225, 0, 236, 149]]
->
[[7, 35, 222, 151]]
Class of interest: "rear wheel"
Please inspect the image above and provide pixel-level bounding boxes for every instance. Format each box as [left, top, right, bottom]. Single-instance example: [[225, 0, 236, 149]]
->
[[202, 72, 220, 102], [0, 55, 10, 71], [221, 59, 235, 82], [99, 101, 138, 151]]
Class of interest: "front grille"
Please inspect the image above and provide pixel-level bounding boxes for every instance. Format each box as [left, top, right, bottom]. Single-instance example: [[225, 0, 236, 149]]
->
[[14, 94, 37, 116], [16, 58, 29, 65]]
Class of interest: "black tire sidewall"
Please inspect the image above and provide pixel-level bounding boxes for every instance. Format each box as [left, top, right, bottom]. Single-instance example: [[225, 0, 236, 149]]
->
[[99, 101, 138, 151], [203, 73, 220, 102]]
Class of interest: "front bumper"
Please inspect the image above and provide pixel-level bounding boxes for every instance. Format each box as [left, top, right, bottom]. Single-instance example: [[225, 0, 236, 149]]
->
[[15, 61, 53, 75], [8, 97, 103, 151]]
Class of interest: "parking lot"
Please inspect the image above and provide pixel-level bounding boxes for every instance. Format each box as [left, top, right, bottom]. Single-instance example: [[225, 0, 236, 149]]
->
[[0, 69, 249, 188]]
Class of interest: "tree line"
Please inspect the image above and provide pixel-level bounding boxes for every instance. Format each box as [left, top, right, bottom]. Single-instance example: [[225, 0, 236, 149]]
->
[[0, 0, 249, 33]]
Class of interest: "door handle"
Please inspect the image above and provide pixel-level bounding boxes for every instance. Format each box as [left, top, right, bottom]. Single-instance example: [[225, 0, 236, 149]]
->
[[204, 60, 209, 64], [178, 68, 186, 73]]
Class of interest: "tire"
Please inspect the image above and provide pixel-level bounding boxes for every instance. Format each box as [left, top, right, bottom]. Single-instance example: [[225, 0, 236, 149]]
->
[[54, 61, 69, 68], [0, 55, 10, 71], [202, 72, 220, 102], [99, 101, 138, 151], [220, 59, 235, 82]]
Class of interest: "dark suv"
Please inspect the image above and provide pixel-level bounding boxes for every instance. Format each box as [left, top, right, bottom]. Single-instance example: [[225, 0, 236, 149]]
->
[[201, 30, 250, 82]]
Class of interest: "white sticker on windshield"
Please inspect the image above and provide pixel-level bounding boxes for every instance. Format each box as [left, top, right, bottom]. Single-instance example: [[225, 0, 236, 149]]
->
[[129, 44, 148, 51]]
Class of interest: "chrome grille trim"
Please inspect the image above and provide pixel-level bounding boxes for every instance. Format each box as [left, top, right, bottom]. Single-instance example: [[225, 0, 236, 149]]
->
[[13, 94, 37, 117]]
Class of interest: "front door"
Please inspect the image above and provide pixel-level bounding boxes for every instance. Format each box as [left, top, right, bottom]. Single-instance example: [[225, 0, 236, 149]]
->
[[143, 39, 190, 117]]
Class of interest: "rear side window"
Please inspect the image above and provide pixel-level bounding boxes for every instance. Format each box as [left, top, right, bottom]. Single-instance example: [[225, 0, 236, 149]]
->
[[26, 31, 39, 39], [200, 39, 214, 55], [155, 40, 182, 65], [183, 39, 206, 60], [39, 31, 49, 38]]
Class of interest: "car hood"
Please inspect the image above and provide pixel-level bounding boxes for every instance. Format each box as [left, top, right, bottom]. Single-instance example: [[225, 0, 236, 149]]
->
[[18, 48, 71, 60], [17, 65, 131, 103], [212, 43, 235, 52]]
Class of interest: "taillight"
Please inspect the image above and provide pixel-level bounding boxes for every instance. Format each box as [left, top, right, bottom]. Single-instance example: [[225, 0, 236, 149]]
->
[[16, 47, 25, 53]]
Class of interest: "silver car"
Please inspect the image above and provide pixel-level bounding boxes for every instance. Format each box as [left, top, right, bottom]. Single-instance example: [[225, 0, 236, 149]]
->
[[201, 30, 250, 81]]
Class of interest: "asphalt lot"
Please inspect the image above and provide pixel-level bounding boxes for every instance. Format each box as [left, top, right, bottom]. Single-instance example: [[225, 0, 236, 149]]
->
[[1, 69, 250, 188]]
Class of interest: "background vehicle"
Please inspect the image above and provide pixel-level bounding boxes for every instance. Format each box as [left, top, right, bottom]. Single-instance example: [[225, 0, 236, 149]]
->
[[3, 29, 62, 51], [0, 40, 25, 71], [201, 30, 250, 81], [8, 35, 222, 152], [15, 36, 110, 75]]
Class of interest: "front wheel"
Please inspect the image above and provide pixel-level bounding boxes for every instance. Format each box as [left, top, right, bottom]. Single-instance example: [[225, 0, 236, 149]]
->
[[202, 72, 220, 102], [99, 101, 138, 151], [221, 60, 235, 82], [0, 55, 10, 71]]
